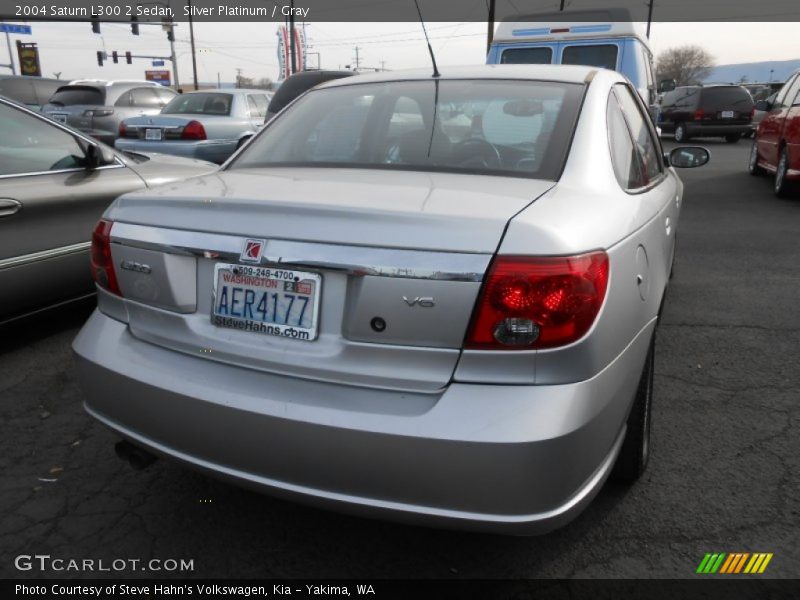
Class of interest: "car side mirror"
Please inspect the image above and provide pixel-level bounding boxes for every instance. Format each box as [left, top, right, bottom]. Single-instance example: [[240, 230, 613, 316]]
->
[[79, 139, 116, 170], [668, 146, 710, 168], [754, 99, 771, 112], [658, 79, 676, 93]]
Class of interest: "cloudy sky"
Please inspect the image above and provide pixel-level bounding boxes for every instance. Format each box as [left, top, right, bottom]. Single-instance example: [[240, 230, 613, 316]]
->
[[2, 20, 798, 85]]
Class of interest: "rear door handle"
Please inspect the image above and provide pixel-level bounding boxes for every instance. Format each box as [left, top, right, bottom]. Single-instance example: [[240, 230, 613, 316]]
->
[[0, 198, 22, 218]]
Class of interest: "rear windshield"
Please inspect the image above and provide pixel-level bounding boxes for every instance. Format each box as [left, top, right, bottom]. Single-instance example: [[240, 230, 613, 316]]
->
[[562, 44, 618, 70], [700, 87, 754, 112], [231, 79, 584, 180], [501, 47, 553, 64], [48, 86, 105, 106], [162, 93, 232, 115]]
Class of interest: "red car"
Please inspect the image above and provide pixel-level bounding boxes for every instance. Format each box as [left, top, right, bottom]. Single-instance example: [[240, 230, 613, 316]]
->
[[749, 70, 800, 197]]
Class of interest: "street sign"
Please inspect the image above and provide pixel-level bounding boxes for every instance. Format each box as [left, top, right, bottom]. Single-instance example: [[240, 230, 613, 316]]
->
[[0, 24, 32, 35], [152, 60, 165, 66], [145, 70, 171, 86]]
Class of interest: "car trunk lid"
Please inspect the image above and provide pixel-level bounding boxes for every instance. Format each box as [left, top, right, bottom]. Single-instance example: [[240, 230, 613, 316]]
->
[[105, 168, 554, 391]]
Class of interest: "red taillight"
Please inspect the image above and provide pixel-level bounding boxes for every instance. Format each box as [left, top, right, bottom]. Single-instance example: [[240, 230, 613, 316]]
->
[[90, 219, 121, 296], [465, 252, 609, 350], [693, 109, 705, 121], [181, 120, 206, 140], [118, 121, 126, 137]]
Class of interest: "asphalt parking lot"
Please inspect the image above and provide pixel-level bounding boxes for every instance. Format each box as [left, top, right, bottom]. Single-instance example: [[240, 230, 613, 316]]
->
[[1, 138, 798, 580]]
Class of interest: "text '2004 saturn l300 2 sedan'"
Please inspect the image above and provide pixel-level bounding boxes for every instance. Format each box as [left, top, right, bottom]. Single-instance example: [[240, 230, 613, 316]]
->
[[73, 65, 709, 534]]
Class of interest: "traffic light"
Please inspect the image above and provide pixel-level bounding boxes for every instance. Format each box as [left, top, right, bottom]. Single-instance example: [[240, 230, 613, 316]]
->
[[131, 15, 139, 36], [163, 18, 175, 42], [112, 51, 118, 64], [125, 51, 132, 65], [91, 16, 100, 34], [96, 50, 104, 66]]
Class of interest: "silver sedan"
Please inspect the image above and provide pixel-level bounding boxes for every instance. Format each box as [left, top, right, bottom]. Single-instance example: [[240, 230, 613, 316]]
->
[[74, 65, 708, 534], [115, 89, 271, 164]]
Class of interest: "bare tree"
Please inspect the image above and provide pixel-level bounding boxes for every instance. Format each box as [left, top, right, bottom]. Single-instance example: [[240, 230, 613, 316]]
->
[[656, 45, 715, 86], [255, 77, 273, 90]]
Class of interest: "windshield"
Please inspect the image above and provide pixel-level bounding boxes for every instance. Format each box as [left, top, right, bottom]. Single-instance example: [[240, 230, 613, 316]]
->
[[161, 93, 232, 115], [48, 86, 105, 106], [231, 79, 584, 180]]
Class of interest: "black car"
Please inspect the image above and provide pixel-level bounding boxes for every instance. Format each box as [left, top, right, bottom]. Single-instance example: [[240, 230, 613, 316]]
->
[[657, 85, 754, 143], [0, 75, 63, 111], [264, 70, 355, 123]]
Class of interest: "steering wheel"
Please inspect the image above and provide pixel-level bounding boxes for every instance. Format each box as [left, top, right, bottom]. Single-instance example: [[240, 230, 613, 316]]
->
[[452, 138, 502, 169]]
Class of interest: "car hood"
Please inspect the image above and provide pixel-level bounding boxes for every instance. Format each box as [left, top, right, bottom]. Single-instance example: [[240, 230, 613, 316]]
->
[[119, 151, 219, 187], [107, 167, 554, 253]]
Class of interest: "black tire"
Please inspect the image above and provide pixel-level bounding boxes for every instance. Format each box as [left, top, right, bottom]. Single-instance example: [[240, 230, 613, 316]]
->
[[774, 147, 793, 198], [612, 334, 654, 483], [725, 133, 741, 143], [236, 136, 252, 150], [674, 123, 688, 143], [748, 141, 765, 176]]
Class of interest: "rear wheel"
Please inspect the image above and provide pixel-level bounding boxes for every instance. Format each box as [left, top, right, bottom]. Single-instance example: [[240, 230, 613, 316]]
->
[[774, 147, 793, 198], [748, 141, 765, 176], [612, 334, 654, 483], [674, 123, 688, 143], [236, 136, 252, 150], [725, 133, 741, 143]]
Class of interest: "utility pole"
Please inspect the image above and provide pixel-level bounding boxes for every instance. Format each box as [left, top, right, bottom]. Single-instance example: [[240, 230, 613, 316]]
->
[[168, 30, 180, 89], [559, 0, 566, 10], [187, 0, 199, 89], [289, 0, 296, 75], [646, 0, 654, 38], [353, 46, 360, 70], [486, 0, 495, 54], [3, 28, 15, 74]]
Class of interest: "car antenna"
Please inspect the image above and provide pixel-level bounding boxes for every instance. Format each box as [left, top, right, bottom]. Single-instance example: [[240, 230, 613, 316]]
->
[[413, 0, 440, 78]]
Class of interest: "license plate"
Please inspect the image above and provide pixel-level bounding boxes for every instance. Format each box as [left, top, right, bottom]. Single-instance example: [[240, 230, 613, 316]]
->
[[50, 113, 67, 123], [212, 263, 321, 341], [145, 128, 163, 141], [721, 111, 734, 118]]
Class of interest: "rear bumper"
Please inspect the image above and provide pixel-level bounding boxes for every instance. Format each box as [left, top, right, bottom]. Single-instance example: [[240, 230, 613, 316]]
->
[[73, 310, 651, 535], [684, 122, 751, 137], [115, 138, 238, 164]]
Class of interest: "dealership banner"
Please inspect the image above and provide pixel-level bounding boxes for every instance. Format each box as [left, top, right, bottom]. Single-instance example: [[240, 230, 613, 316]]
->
[[15, 41, 41, 76]]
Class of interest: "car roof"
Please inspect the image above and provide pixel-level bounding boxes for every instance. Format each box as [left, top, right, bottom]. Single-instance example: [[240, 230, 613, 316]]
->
[[316, 64, 599, 89]]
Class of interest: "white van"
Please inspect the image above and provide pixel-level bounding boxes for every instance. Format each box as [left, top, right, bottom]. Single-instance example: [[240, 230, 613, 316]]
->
[[488, 9, 657, 112]]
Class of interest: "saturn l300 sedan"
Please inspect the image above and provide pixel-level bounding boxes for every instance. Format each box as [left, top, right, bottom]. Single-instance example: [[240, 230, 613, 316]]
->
[[73, 65, 708, 534]]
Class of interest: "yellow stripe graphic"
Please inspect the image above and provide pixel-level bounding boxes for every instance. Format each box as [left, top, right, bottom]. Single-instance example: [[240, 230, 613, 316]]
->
[[758, 553, 773, 573], [743, 554, 760, 574]]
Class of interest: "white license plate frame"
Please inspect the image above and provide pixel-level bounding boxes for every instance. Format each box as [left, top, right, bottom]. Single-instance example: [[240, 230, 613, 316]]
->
[[50, 113, 68, 124], [145, 128, 163, 141], [211, 263, 321, 342], [721, 110, 735, 119]]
